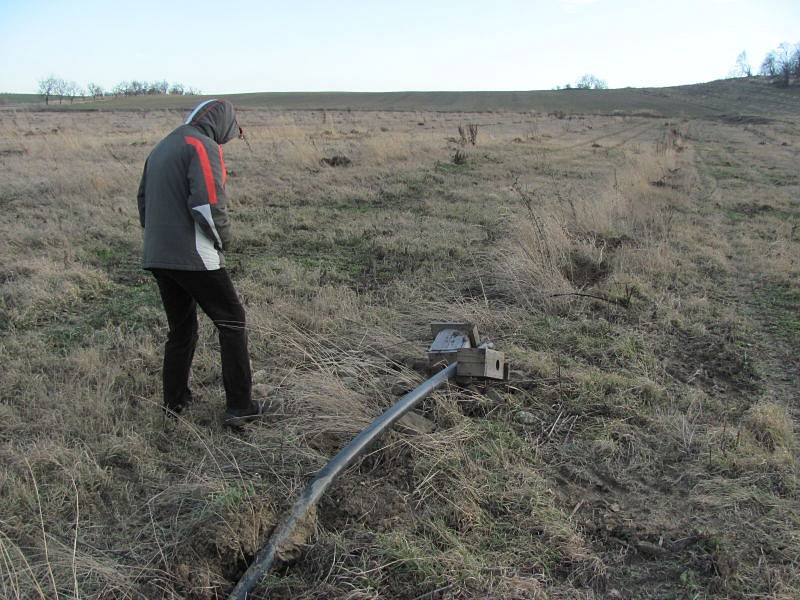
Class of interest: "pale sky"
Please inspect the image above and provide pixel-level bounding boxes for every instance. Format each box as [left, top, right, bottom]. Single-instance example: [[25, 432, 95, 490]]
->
[[1, 0, 798, 93]]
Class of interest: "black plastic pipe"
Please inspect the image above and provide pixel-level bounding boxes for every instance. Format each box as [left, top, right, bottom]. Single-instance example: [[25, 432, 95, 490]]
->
[[229, 362, 459, 599]]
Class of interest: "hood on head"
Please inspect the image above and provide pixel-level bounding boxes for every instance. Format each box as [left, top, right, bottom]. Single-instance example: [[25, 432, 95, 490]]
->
[[184, 99, 239, 144]]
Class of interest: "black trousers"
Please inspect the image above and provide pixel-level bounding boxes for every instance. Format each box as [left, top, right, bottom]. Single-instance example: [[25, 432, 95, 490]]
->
[[151, 268, 252, 410]]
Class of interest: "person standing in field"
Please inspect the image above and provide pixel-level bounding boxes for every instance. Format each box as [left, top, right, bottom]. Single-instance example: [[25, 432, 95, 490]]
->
[[137, 99, 261, 426]]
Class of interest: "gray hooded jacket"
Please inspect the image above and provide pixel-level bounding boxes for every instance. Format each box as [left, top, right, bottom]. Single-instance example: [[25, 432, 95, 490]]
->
[[138, 99, 239, 270]]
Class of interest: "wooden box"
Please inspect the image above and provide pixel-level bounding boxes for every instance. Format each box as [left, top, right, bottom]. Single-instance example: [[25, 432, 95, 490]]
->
[[456, 347, 506, 380]]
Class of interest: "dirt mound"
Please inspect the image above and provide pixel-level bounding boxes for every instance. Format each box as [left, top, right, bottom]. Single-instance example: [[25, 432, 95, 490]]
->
[[562, 249, 613, 288], [716, 114, 774, 125], [320, 155, 352, 167]]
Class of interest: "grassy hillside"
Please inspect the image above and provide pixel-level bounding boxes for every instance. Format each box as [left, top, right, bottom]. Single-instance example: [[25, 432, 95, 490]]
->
[[7, 77, 800, 118], [1, 100, 798, 598]]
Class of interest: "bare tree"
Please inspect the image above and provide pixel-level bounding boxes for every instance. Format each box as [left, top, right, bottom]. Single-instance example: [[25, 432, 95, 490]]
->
[[793, 44, 800, 79], [575, 74, 608, 89], [87, 82, 104, 99], [169, 83, 185, 95], [130, 80, 147, 95], [52, 77, 68, 104], [729, 51, 751, 77], [760, 51, 777, 77], [146, 80, 168, 95], [64, 81, 83, 103], [37, 75, 59, 105], [775, 43, 794, 87], [758, 42, 800, 86]]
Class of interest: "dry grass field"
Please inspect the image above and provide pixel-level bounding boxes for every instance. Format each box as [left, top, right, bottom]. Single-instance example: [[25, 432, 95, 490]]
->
[[1, 89, 799, 598]]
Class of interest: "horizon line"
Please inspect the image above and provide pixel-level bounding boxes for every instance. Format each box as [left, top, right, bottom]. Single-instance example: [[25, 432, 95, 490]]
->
[[1, 76, 765, 97]]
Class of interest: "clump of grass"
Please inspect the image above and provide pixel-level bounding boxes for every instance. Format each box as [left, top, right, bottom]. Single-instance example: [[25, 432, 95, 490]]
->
[[743, 401, 796, 453]]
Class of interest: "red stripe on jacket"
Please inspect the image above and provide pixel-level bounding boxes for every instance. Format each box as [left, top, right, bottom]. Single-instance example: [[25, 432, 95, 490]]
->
[[184, 136, 217, 204], [218, 146, 227, 185]]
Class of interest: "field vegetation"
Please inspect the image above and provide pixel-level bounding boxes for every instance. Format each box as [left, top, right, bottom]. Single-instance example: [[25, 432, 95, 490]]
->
[[0, 82, 799, 598], [4, 76, 799, 117]]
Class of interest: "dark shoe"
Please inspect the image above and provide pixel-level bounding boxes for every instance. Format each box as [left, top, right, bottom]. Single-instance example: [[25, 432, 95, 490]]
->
[[163, 390, 194, 418], [223, 400, 264, 427]]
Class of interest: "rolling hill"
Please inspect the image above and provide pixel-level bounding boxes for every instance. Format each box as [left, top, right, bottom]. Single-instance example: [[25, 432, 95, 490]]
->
[[3, 77, 799, 118]]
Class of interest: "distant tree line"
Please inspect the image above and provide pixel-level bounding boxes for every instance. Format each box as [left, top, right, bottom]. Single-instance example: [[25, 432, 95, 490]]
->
[[37, 75, 201, 105], [553, 74, 608, 91], [37, 76, 83, 105], [729, 42, 800, 87], [109, 80, 201, 98]]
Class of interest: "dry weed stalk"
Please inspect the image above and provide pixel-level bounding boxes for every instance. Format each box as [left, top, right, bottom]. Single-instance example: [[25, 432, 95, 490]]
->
[[457, 123, 479, 146], [468, 123, 479, 145], [457, 124, 468, 146]]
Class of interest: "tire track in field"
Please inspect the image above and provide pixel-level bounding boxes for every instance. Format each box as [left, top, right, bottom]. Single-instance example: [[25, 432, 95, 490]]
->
[[604, 121, 660, 149], [548, 120, 653, 153]]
